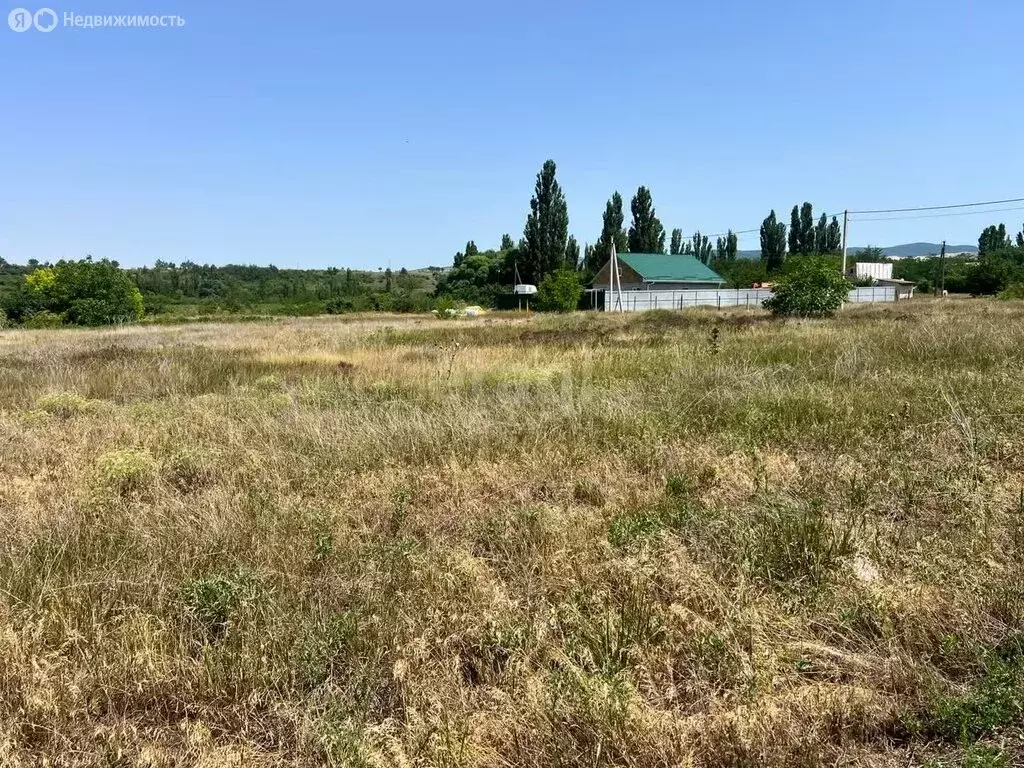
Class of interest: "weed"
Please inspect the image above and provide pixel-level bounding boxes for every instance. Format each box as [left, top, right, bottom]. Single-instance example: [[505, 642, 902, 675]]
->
[[744, 498, 857, 593], [181, 568, 262, 640], [95, 449, 158, 495], [34, 392, 100, 417]]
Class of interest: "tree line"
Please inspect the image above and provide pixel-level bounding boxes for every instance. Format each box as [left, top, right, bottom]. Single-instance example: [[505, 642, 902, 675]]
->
[[437, 158, 849, 304]]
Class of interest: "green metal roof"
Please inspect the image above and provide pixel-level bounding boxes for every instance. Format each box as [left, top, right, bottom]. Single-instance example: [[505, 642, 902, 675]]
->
[[618, 253, 724, 283]]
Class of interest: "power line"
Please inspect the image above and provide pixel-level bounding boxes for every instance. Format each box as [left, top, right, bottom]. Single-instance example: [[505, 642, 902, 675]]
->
[[848, 196, 1024, 215], [682, 195, 1024, 248], [850, 205, 1024, 223]]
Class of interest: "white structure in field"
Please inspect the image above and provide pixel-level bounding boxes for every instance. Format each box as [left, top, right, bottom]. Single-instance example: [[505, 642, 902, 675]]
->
[[855, 262, 893, 281]]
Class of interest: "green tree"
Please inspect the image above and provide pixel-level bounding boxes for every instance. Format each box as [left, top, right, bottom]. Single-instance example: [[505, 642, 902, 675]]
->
[[714, 230, 738, 261], [589, 192, 628, 273], [690, 231, 713, 264], [500, 233, 514, 251], [627, 186, 666, 253], [16, 257, 144, 325], [465, 241, 479, 258], [826, 216, 842, 253], [760, 210, 787, 273], [856, 245, 886, 261], [1017, 223, 1024, 248], [564, 235, 580, 269], [763, 257, 850, 317], [812, 213, 842, 254], [979, 224, 1010, 255], [536, 268, 582, 312], [583, 243, 595, 272], [669, 228, 683, 255], [789, 203, 816, 255], [522, 160, 569, 282]]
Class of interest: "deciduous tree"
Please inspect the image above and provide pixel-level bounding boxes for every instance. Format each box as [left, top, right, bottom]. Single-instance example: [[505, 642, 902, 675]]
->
[[979, 224, 1010, 255], [627, 186, 666, 253], [589, 192, 628, 273], [670, 228, 683, 255], [691, 231, 713, 264], [522, 160, 569, 282], [564, 236, 580, 269], [760, 210, 787, 272], [715, 230, 738, 261]]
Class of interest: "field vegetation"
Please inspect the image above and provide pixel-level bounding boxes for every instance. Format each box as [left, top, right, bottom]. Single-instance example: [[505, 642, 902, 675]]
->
[[2, 300, 1024, 766]]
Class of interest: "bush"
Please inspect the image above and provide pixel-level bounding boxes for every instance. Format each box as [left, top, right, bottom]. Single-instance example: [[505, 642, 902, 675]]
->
[[998, 283, 1024, 301], [95, 449, 158, 495], [12, 258, 144, 326], [433, 295, 459, 319], [35, 392, 100, 418], [23, 310, 64, 329], [182, 569, 262, 640], [763, 258, 850, 317], [536, 269, 583, 312]]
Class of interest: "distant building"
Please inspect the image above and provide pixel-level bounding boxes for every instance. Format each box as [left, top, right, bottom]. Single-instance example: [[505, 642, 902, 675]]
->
[[854, 261, 916, 299], [592, 253, 725, 291], [855, 262, 893, 281]]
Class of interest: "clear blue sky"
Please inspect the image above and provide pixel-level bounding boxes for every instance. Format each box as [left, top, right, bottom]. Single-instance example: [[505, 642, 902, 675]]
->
[[2, 0, 1022, 269]]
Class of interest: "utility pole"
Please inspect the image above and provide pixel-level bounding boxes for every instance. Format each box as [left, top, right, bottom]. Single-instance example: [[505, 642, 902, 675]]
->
[[841, 209, 849, 275], [939, 240, 947, 297]]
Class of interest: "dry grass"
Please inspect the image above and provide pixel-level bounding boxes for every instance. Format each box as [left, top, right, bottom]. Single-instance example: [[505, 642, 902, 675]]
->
[[2, 300, 1024, 766]]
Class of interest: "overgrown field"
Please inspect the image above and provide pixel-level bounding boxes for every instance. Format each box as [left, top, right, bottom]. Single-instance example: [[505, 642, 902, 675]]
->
[[2, 300, 1024, 767]]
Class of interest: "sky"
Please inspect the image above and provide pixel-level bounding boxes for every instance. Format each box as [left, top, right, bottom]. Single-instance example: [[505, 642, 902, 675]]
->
[[1, 0, 1022, 269]]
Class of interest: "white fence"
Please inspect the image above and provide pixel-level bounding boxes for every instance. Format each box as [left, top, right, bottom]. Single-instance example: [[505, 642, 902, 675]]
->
[[600, 286, 897, 312]]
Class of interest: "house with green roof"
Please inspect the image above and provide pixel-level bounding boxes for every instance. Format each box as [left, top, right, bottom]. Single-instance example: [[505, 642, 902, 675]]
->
[[592, 252, 725, 292]]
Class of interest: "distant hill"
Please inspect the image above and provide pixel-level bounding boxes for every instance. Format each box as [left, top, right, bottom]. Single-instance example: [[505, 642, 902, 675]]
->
[[736, 242, 978, 260]]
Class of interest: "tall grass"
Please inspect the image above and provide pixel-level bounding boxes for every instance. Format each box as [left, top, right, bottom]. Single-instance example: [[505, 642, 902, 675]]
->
[[1, 300, 1023, 765]]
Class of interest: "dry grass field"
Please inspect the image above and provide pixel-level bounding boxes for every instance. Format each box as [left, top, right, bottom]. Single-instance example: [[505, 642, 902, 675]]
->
[[2, 300, 1024, 767]]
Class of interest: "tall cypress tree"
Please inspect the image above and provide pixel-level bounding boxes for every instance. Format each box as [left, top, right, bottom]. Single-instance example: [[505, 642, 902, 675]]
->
[[465, 241, 479, 257], [500, 233, 514, 250], [627, 186, 666, 253], [814, 213, 828, 254], [760, 210, 787, 272], [670, 228, 683, 255], [590, 192, 628, 272], [522, 160, 569, 282], [826, 216, 842, 253], [564, 235, 581, 269], [799, 203, 815, 254], [691, 231, 713, 264], [789, 206, 801, 255], [715, 230, 738, 261]]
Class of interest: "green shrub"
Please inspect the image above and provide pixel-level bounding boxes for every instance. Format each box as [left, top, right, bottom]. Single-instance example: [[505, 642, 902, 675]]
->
[[34, 392, 99, 418], [997, 283, 1024, 301], [910, 658, 1024, 744], [536, 269, 583, 312], [745, 500, 855, 592], [182, 569, 262, 640], [96, 449, 158, 495], [13, 258, 144, 326], [433, 295, 459, 319], [608, 510, 662, 549], [763, 258, 851, 317], [24, 310, 64, 329]]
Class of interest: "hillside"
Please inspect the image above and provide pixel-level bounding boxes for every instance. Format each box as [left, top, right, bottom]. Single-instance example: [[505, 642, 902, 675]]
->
[[737, 242, 979, 260]]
